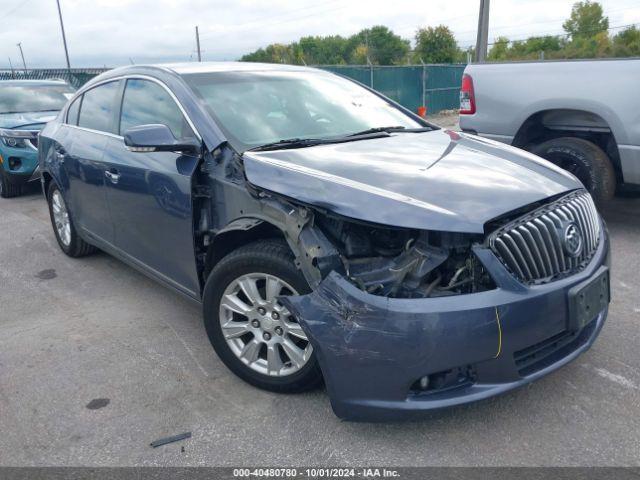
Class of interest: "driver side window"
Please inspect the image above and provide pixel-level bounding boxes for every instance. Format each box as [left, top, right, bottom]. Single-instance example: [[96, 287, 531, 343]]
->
[[119, 79, 194, 139]]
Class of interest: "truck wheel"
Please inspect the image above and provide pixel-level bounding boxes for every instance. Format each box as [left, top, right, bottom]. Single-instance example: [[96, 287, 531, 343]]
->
[[202, 239, 323, 393], [0, 170, 22, 198], [46, 182, 97, 257], [532, 137, 616, 204]]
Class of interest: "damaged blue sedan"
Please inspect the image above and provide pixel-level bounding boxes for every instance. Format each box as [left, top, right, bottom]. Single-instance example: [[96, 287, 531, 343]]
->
[[39, 63, 610, 421]]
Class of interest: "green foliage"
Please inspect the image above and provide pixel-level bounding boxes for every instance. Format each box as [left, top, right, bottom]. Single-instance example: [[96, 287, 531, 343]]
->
[[563, 1, 609, 40], [414, 25, 461, 63], [241, 26, 409, 65], [487, 37, 510, 61], [347, 26, 410, 64], [241, 1, 637, 65], [612, 26, 640, 57], [489, 35, 563, 60]]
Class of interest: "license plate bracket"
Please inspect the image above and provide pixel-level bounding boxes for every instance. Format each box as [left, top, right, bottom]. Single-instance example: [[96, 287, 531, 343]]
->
[[567, 267, 610, 331]]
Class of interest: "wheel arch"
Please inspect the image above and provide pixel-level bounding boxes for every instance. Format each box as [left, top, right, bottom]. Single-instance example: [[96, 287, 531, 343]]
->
[[513, 108, 623, 183], [204, 217, 287, 279]]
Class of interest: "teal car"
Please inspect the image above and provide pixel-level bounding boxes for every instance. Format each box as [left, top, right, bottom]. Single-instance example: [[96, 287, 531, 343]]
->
[[0, 80, 75, 197]]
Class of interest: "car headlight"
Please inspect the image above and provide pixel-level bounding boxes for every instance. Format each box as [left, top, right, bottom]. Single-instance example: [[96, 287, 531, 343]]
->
[[0, 128, 36, 148]]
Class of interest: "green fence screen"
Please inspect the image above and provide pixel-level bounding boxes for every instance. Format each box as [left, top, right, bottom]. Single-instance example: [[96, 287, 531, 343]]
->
[[0, 64, 466, 114], [320, 64, 466, 114]]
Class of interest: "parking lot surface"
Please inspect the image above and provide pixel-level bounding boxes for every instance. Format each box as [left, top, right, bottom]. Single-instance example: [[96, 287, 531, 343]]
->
[[0, 186, 639, 467]]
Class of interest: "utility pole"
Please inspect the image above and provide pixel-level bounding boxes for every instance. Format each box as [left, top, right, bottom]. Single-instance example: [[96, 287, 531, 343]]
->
[[8, 57, 15, 79], [16, 43, 27, 71], [195, 26, 202, 62], [56, 0, 72, 72], [474, 0, 490, 63]]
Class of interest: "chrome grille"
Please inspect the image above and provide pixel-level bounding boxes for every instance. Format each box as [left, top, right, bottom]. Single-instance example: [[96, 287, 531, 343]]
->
[[489, 190, 601, 284]]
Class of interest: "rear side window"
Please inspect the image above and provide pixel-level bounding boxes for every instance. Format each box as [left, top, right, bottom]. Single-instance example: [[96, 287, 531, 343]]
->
[[66, 95, 81, 125], [77, 81, 119, 133], [119, 79, 194, 139]]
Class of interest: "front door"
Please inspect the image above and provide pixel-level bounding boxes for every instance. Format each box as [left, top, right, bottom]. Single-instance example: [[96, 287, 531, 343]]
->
[[103, 78, 201, 297]]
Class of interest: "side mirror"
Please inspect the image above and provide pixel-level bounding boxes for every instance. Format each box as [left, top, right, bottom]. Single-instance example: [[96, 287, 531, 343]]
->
[[123, 124, 200, 154]]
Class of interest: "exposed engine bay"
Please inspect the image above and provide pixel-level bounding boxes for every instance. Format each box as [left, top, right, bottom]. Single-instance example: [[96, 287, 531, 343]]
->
[[314, 213, 496, 298]]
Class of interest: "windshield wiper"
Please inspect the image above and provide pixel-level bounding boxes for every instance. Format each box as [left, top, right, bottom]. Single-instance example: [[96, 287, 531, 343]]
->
[[247, 126, 432, 152], [346, 126, 433, 137], [248, 138, 333, 152]]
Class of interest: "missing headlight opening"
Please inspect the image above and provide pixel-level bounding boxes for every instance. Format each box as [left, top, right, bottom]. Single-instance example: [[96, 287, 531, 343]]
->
[[315, 213, 496, 298]]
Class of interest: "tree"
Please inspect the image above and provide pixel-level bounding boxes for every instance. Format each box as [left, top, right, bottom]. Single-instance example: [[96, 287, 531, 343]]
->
[[347, 26, 410, 65], [298, 35, 349, 65], [563, 1, 609, 40], [612, 26, 640, 57], [487, 37, 510, 61], [414, 25, 460, 63]]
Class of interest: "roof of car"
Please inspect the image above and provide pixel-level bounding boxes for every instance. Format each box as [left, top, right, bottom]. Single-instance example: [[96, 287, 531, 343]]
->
[[0, 79, 71, 86], [111, 61, 318, 76]]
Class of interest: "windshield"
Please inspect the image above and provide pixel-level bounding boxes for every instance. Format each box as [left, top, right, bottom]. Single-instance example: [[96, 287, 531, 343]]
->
[[182, 70, 423, 152], [0, 84, 75, 114]]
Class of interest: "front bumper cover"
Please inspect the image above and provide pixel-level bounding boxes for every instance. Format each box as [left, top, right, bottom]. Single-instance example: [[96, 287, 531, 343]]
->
[[281, 226, 610, 421]]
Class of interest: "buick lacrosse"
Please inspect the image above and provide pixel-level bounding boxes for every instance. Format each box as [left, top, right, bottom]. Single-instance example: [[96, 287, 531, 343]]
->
[[39, 63, 610, 420]]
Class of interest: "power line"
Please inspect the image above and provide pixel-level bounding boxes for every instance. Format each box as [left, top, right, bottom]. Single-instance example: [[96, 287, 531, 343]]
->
[[459, 21, 640, 49], [454, 4, 640, 38], [198, 0, 345, 39], [0, 0, 33, 21]]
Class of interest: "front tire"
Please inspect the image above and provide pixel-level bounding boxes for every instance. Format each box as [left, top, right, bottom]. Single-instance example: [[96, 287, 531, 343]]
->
[[531, 137, 616, 205], [203, 239, 323, 393], [46, 181, 97, 257], [0, 169, 22, 198]]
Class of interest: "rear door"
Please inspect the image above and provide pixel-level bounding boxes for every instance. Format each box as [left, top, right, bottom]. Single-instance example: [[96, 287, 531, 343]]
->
[[63, 80, 121, 243], [102, 77, 201, 297]]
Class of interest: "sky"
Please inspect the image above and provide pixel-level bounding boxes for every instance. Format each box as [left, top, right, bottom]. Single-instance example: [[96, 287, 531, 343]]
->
[[1, 0, 639, 69]]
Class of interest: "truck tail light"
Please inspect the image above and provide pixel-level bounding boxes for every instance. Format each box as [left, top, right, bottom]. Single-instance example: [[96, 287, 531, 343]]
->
[[459, 74, 476, 115]]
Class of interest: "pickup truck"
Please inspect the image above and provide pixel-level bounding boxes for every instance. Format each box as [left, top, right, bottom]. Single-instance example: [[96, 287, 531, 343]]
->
[[458, 58, 640, 204]]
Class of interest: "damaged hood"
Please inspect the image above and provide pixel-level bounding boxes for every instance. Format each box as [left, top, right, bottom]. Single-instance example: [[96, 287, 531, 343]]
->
[[0, 111, 58, 130], [243, 129, 582, 233]]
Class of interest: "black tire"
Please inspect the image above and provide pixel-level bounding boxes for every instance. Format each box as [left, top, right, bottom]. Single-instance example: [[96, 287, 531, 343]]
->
[[0, 169, 22, 198], [203, 239, 323, 393], [532, 137, 616, 205], [46, 181, 97, 257]]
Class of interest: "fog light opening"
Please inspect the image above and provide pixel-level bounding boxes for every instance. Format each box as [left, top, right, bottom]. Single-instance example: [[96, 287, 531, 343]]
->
[[410, 366, 477, 395], [8, 157, 22, 171]]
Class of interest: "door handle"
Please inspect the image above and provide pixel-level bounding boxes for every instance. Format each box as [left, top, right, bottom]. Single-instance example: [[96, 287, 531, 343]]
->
[[104, 169, 120, 184]]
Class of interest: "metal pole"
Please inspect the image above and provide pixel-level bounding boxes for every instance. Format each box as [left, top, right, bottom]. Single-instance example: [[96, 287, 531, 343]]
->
[[195, 26, 202, 62], [420, 58, 426, 109], [16, 43, 27, 71], [55, 0, 72, 72], [8, 57, 15, 79], [475, 0, 490, 63]]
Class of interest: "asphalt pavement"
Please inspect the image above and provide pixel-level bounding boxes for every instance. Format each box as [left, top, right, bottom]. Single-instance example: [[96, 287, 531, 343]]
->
[[0, 185, 638, 466]]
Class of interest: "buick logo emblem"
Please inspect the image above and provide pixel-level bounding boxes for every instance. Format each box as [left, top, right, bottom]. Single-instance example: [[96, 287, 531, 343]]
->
[[562, 222, 583, 258]]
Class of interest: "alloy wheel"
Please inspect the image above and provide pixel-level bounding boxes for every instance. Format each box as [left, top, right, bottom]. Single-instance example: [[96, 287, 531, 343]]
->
[[51, 190, 71, 246], [218, 273, 312, 377]]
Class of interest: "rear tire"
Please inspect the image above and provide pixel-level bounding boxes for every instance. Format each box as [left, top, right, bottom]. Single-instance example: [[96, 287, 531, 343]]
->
[[46, 181, 97, 257], [531, 137, 616, 205], [203, 239, 323, 393], [0, 169, 22, 198]]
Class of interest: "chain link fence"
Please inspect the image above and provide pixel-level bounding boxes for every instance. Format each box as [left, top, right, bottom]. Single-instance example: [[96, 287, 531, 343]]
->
[[0, 68, 108, 89], [0, 64, 466, 114], [319, 64, 466, 114]]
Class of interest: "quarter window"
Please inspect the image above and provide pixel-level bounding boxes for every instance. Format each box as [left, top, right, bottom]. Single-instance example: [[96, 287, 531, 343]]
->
[[77, 81, 120, 133], [119, 79, 194, 139]]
